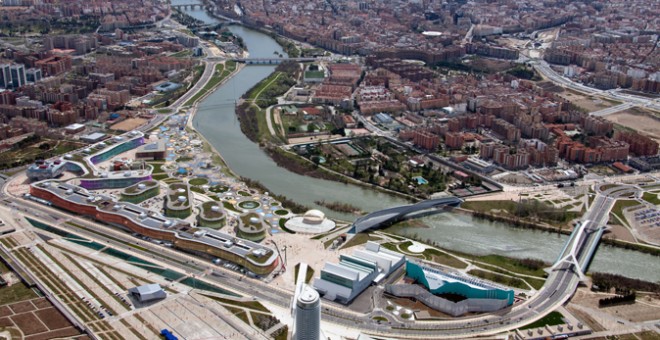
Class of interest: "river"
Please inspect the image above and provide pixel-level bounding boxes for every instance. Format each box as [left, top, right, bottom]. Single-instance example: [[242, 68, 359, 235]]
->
[[178, 3, 660, 282]]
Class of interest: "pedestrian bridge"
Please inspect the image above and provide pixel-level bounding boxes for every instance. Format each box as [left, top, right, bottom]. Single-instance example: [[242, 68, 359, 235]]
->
[[349, 197, 462, 234]]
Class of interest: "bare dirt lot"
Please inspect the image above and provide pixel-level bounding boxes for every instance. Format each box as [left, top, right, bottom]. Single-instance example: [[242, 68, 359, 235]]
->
[[558, 91, 618, 112], [570, 288, 660, 328], [34, 308, 71, 330], [10, 313, 48, 335], [9, 301, 36, 313], [603, 224, 636, 242], [605, 109, 660, 142], [110, 117, 148, 132], [0, 298, 83, 339]]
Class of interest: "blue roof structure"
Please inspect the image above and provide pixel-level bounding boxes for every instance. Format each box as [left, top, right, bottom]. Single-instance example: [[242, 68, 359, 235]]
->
[[406, 261, 514, 305]]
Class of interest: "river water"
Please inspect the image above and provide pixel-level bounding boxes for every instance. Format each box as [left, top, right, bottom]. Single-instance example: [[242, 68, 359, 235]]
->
[[178, 3, 660, 282]]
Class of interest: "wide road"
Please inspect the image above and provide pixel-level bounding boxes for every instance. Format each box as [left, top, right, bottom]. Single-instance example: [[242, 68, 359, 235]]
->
[[532, 60, 660, 112]]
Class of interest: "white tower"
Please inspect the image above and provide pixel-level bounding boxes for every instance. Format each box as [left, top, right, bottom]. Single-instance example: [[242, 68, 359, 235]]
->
[[294, 284, 320, 340]]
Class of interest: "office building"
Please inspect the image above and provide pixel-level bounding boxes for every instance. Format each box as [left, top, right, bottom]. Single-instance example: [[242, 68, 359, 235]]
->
[[294, 284, 321, 340], [25, 68, 42, 83], [9, 64, 26, 88], [0, 64, 11, 89]]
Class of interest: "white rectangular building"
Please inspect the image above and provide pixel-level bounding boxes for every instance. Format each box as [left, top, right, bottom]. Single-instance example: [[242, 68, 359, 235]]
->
[[313, 241, 404, 304]]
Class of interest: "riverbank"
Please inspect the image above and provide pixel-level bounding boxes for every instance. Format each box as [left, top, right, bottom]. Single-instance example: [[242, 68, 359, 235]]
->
[[265, 146, 419, 202], [184, 61, 245, 178], [453, 207, 660, 257], [314, 200, 364, 215], [455, 207, 572, 235]]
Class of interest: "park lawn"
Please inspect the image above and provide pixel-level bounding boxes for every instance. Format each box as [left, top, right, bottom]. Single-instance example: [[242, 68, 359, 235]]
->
[[461, 200, 518, 213], [471, 254, 547, 278], [189, 177, 209, 186], [246, 71, 282, 101], [202, 294, 268, 312], [293, 263, 315, 284], [422, 248, 468, 269], [467, 269, 528, 290], [341, 233, 381, 249], [520, 311, 565, 330], [642, 192, 660, 205], [147, 161, 166, 173], [611, 199, 641, 224], [183, 62, 235, 107], [171, 49, 193, 58]]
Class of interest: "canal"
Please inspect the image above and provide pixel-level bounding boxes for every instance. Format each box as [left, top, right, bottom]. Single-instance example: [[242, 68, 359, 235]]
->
[[179, 2, 660, 282]]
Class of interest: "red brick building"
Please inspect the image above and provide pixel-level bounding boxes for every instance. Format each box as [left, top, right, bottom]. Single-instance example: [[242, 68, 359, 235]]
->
[[614, 131, 658, 156], [413, 130, 440, 150], [444, 132, 464, 149]]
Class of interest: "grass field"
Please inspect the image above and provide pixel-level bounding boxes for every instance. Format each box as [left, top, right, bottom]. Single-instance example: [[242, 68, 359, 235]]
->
[[611, 199, 640, 225], [421, 248, 468, 269], [520, 311, 565, 329], [471, 254, 547, 278], [467, 269, 529, 290], [341, 233, 381, 249], [642, 192, 660, 205], [183, 61, 237, 107], [0, 282, 38, 306], [293, 263, 315, 284]]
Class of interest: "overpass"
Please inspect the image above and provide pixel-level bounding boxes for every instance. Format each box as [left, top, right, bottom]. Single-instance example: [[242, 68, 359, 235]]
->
[[233, 57, 320, 65], [349, 197, 463, 233]]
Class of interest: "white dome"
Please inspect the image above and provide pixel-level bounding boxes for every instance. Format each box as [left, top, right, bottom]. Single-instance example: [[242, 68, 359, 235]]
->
[[304, 209, 325, 219], [303, 209, 325, 225]]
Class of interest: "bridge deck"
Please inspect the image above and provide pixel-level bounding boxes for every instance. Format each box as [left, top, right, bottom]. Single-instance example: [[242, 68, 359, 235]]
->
[[350, 197, 462, 233]]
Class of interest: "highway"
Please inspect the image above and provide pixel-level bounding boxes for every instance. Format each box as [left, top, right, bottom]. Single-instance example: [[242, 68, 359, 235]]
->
[[532, 60, 660, 113], [0, 175, 619, 338]]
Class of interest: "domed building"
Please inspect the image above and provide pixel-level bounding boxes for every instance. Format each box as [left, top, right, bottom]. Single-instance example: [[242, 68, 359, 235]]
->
[[302, 210, 325, 225], [285, 209, 335, 234]]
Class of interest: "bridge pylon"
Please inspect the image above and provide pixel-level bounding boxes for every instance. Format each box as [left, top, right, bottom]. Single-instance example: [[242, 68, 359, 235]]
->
[[547, 219, 596, 282]]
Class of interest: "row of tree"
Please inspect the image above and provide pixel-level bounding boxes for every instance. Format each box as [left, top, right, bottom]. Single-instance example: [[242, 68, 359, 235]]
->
[[598, 292, 636, 307], [592, 272, 660, 293]]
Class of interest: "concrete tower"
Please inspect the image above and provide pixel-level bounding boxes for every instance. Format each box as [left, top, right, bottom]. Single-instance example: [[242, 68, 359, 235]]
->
[[294, 284, 320, 340]]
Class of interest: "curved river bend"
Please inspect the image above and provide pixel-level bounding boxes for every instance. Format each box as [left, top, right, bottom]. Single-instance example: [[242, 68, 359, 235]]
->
[[177, 2, 660, 282]]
